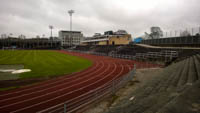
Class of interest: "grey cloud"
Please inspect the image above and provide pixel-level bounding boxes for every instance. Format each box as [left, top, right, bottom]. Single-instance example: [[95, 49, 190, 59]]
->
[[0, 0, 200, 38]]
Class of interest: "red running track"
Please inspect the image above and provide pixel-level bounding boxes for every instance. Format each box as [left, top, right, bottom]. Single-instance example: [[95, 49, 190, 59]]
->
[[0, 50, 158, 113]]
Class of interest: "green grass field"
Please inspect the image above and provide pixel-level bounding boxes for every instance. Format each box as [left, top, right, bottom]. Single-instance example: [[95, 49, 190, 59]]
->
[[0, 50, 92, 79]]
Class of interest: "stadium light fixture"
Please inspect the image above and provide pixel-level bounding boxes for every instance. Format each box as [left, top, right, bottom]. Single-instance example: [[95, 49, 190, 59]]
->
[[49, 25, 54, 38]]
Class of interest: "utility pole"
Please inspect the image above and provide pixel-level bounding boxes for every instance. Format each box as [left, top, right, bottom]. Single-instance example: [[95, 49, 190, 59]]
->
[[68, 10, 74, 46]]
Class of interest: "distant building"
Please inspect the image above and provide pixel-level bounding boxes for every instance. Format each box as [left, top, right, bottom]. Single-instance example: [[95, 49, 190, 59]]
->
[[0, 37, 61, 49], [81, 30, 132, 45], [94, 33, 101, 37], [114, 30, 128, 35], [58, 30, 83, 46], [150, 27, 163, 39], [104, 31, 113, 35]]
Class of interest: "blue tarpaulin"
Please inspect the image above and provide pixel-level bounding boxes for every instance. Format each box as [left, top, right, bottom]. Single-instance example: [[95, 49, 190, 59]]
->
[[134, 37, 143, 43]]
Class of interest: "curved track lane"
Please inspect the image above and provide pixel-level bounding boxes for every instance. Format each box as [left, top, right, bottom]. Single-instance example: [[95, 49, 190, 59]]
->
[[0, 50, 154, 113]]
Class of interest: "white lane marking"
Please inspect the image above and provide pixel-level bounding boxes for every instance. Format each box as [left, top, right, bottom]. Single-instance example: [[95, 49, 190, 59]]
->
[[65, 61, 125, 113], [0, 61, 99, 102], [0, 61, 104, 109], [10, 61, 116, 113], [0, 59, 97, 97], [36, 62, 119, 113], [0, 51, 94, 97], [17, 60, 129, 113], [45, 59, 130, 113]]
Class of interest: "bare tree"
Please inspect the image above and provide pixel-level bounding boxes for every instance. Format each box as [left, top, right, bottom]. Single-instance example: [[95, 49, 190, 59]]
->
[[180, 30, 191, 37]]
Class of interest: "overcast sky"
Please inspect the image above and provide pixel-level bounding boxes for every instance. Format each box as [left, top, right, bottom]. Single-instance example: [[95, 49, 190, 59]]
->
[[0, 0, 200, 38]]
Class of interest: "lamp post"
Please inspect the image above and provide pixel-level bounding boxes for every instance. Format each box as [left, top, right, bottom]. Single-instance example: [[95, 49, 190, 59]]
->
[[49, 25, 54, 48], [68, 10, 74, 46]]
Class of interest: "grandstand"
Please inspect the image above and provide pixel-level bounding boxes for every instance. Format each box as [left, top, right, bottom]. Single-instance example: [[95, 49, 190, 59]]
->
[[66, 40, 200, 113], [69, 44, 198, 65], [105, 53, 200, 113], [81, 30, 132, 46]]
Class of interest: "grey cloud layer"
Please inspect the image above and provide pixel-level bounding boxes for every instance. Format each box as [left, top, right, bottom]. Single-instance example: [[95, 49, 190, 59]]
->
[[0, 0, 200, 38]]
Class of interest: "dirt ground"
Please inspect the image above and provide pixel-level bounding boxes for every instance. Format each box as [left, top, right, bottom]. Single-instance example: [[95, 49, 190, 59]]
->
[[84, 68, 163, 113]]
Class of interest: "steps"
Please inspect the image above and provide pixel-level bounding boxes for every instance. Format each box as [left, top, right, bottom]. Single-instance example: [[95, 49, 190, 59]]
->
[[105, 53, 200, 113]]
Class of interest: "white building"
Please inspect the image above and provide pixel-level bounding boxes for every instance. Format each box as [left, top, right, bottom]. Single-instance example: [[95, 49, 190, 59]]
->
[[58, 30, 83, 46]]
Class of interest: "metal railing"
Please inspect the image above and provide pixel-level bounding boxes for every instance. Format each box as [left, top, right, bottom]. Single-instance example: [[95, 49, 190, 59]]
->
[[135, 50, 178, 61], [37, 64, 136, 113], [67, 50, 136, 60], [109, 53, 136, 60], [162, 27, 200, 38], [66, 50, 176, 64]]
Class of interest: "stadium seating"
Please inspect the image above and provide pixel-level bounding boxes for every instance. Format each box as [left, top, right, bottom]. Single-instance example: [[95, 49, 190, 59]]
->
[[105, 53, 200, 113], [70, 45, 200, 66], [92, 45, 120, 54], [73, 45, 93, 51]]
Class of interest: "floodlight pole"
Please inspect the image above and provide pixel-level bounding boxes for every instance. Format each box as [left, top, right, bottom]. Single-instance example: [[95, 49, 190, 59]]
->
[[51, 28, 52, 38], [68, 10, 74, 46], [49, 25, 54, 47], [49, 25, 54, 38]]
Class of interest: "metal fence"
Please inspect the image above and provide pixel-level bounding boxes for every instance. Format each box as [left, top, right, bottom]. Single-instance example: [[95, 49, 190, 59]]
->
[[135, 50, 178, 62], [67, 50, 178, 63], [109, 54, 136, 60], [37, 64, 136, 113], [141, 36, 200, 45], [162, 27, 200, 38], [67, 50, 137, 60], [141, 27, 200, 46]]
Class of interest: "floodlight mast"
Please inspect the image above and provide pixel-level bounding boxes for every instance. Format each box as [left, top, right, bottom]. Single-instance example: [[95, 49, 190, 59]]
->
[[49, 25, 54, 38], [68, 10, 74, 46], [68, 10, 74, 32]]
